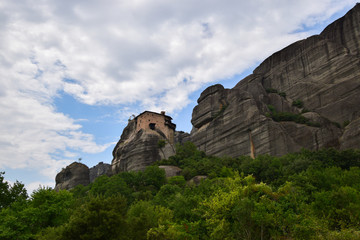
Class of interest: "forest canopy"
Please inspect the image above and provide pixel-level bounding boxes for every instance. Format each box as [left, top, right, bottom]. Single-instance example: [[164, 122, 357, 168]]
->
[[1, 143, 360, 239]]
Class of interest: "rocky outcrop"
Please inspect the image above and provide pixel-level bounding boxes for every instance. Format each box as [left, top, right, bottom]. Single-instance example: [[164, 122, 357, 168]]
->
[[159, 165, 182, 178], [54, 4, 360, 190], [174, 131, 191, 145], [55, 161, 111, 191], [55, 162, 90, 191], [111, 119, 176, 174], [89, 162, 111, 183], [189, 4, 360, 157], [340, 117, 360, 150]]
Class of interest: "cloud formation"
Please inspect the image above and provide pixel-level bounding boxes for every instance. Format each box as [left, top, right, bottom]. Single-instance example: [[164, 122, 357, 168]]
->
[[0, 0, 357, 188]]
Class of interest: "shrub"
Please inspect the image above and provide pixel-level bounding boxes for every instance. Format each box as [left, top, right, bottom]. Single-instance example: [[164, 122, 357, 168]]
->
[[267, 105, 275, 113], [266, 88, 278, 93], [301, 108, 309, 113], [158, 140, 166, 148], [267, 106, 320, 127], [292, 99, 304, 108], [279, 92, 286, 98], [343, 120, 350, 128]]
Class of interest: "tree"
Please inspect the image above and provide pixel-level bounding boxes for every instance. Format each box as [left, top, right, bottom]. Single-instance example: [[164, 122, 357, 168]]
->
[[62, 195, 129, 240], [127, 201, 173, 240], [0, 187, 72, 239], [0, 172, 27, 209]]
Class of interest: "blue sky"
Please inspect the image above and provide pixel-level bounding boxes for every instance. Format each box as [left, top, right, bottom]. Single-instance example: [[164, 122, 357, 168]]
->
[[0, 0, 358, 193]]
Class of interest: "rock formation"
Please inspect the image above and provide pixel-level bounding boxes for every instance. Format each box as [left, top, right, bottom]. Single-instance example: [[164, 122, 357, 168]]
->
[[190, 4, 360, 157], [55, 162, 90, 191], [55, 161, 111, 191], [89, 162, 111, 183], [111, 111, 177, 174], [159, 165, 182, 178], [55, 4, 360, 189]]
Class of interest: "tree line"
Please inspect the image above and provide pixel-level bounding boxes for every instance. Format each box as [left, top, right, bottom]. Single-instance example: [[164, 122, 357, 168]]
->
[[1, 143, 360, 239]]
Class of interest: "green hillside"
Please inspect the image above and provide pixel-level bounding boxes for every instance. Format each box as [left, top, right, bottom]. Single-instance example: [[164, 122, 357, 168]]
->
[[1, 144, 360, 239]]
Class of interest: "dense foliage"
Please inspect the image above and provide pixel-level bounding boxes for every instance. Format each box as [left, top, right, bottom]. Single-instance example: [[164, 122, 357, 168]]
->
[[267, 105, 320, 127], [1, 144, 360, 239]]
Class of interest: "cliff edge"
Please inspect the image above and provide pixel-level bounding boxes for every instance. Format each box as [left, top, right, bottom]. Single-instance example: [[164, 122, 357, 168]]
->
[[190, 4, 360, 157]]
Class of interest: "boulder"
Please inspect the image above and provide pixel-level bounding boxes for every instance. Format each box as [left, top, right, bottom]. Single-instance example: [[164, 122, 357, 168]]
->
[[158, 165, 182, 178], [55, 162, 90, 191], [340, 117, 360, 150]]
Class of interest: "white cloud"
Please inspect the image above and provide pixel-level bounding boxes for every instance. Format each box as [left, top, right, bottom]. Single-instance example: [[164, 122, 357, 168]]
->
[[3, 0, 356, 108], [0, 0, 357, 188], [26, 181, 55, 195]]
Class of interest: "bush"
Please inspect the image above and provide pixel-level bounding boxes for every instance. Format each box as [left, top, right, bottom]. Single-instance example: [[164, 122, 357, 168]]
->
[[168, 176, 186, 187], [267, 105, 320, 127], [292, 99, 304, 108], [279, 92, 286, 98], [158, 140, 166, 148], [265, 88, 286, 98], [62, 195, 128, 239], [266, 88, 278, 93], [271, 111, 320, 127], [267, 105, 275, 113]]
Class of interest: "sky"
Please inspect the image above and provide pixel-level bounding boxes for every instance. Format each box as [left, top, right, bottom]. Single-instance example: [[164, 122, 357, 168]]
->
[[0, 0, 358, 193]]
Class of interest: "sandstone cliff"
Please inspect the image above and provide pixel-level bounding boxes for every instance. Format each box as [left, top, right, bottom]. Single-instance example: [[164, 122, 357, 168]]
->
[[55, 161, 111, 191], [111, 118, 176, 174], [190, 4, 360, 157], [89, 162, 111, 183], [55, 162, 90, 191], [55, 4, 360, 189]]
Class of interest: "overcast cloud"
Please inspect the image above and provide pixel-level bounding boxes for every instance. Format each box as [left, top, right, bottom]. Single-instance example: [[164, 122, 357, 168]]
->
[[0, 0, 357, 191]]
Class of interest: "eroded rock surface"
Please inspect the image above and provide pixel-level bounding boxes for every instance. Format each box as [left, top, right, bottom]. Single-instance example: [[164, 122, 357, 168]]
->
[[55, 5, 360, 190], [89, 162, 111, 183], [159, 165, 182, 178], [55, 162, 90, 191], [111, 119, 176, 174], [190, 4, 360, 157]]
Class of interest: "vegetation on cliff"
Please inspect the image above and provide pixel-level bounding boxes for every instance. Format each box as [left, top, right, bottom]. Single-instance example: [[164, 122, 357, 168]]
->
[[1, 144, 360, 239]]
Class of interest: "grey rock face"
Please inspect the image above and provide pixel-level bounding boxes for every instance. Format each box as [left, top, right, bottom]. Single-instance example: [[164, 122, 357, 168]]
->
[[55, 161, 112, 190], [158, 165, 182, 178], [111, 120, 176, 174], [340, 117, 360, 150], [55, 162, 90, 191], [89, 162, 111, 183], [174, 131, 191, 145], [238, 4, 360, 125], [190, 4, 360, 157]]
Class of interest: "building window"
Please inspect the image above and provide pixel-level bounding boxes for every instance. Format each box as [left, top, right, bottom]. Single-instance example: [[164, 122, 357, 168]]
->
[[149, 123, 156, 130]]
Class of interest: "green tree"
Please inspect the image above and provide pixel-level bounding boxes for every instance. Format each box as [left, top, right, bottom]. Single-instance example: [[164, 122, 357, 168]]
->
[[62, 195, 129, 240], [0, 187, 73, 239], [89, 174, 132, 200], [0, 172, 27, 209], [126, 201, 173, 240]]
